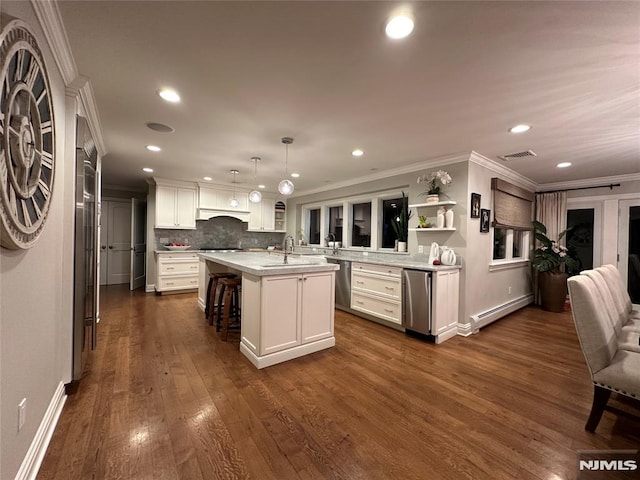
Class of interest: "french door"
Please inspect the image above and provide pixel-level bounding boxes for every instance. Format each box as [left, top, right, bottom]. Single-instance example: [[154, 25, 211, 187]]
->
[[618, 200, 640, 303]]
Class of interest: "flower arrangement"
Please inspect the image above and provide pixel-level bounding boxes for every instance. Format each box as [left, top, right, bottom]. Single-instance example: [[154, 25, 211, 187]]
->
[[532, 220, 578, 273], [417, 170, 452, 195]]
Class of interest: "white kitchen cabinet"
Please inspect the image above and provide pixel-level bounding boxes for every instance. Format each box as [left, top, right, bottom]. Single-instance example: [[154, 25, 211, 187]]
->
[[155, 252, 200, 293], [240, 270, 334, 361], [351, 263, 402, 325], [248, 197, 277, 232], [155, 181, 196, 229], [432, 269, 459, 339]]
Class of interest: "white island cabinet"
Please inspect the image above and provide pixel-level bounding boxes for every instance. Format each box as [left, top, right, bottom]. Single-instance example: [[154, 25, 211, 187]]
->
[[199, 252, 338, 369]]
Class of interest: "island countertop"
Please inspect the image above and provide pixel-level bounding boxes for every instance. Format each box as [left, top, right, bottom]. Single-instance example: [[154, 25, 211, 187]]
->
[[198, 251, 340, 276]]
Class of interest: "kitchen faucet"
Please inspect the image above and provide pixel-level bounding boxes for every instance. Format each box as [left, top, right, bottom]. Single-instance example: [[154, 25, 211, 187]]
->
[[282, 235, 294, 264], [326, 232, 338, 255]]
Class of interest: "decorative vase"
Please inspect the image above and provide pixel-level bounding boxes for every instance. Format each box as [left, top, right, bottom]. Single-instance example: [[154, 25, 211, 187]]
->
[[398, 241, 407, 253], [445, 208, 454, 228], [436, 207, 445, 228], [538, 271, 568, 312], [425, 194, 439, 204]]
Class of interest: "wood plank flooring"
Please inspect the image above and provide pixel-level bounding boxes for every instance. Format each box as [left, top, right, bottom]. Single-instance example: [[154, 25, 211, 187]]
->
[[37, 285, 639, 480]]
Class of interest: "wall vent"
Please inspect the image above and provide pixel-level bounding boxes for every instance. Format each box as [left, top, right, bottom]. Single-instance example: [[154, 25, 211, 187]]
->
[[498, 149, 537, 161]]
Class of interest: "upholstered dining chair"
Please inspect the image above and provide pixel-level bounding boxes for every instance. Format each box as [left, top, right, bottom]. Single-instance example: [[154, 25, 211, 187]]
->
[[567, 273, 640, 431]]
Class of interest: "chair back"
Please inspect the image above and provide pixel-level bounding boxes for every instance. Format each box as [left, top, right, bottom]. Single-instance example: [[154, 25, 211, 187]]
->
[[599, 264, 633, 314], [581, 269, 623, 334], [567, 275, 618, 376]]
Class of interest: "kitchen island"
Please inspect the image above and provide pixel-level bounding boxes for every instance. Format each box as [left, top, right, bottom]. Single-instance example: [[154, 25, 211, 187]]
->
[[199, 252, 339, 369]]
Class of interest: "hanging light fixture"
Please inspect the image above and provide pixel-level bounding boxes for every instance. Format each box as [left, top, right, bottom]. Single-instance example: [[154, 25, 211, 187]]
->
[[229, 169, 240, 208], [278, 137, 295, 196], [248, 157, 262, 203]]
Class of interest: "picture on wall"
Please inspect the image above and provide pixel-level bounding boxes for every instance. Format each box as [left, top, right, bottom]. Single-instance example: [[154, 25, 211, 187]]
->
[[480, 209, 490, 232], [470, 193, 481, 218]]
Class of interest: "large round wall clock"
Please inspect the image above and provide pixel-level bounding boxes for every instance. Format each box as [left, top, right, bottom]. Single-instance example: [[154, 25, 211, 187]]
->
[[0, 17, 55, 250]]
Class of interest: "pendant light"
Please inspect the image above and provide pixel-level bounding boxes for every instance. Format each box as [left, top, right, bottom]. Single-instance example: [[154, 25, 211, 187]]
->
[[229, 169, 240, 208], [278, 137, 295, 196], [248, 157, 262, 203]]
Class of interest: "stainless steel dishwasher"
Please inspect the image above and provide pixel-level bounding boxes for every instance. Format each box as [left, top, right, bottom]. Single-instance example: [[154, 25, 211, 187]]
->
[[402, 269, 433, 336], [327, 258, 351, 310]]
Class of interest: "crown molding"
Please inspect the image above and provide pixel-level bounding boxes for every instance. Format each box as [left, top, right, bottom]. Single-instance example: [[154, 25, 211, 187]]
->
[[537, 172, 640, 192], [291, 151, 471, 198], [468, 151, 538, 192], [32, 0, 107, 157]]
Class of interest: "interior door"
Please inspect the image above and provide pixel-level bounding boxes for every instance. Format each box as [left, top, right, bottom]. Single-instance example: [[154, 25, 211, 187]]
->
[[107, 201, 132, 285], [618, 199, 640, 303], [130, 198, 147, 290]]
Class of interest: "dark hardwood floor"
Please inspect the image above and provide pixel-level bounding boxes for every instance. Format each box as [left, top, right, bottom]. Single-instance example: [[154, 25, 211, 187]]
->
[[37, 285, 639, 480]]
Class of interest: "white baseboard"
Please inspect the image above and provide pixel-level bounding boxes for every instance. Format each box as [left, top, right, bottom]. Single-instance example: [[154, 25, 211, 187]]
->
[[240, 337, 336, 369], [467, 294, 534, 332], [15, 381, 66, 480], [145, 284, 155, 293]]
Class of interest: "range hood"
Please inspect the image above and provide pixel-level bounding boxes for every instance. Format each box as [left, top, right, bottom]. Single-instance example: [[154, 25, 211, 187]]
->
[[197, 208, 249, 223]]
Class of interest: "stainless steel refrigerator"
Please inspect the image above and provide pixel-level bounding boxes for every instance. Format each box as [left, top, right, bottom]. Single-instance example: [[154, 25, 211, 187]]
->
[[71, 116, 99, 387]]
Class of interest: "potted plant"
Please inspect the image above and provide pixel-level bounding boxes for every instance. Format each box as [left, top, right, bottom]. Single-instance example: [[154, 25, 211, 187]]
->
[[391, 192, 413, 252], [417, 170, 452, 203], [532, 220, 578, 312]]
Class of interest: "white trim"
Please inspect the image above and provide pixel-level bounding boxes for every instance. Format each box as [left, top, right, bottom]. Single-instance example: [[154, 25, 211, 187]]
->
[[538, 173, 640, 192], [488, 259, 530, 271], [145, 284, 155, 293], [468, 151, 538, 192], [291, 152, 471, 198], [469, 294, 534, 331], [240, 337, 335, 369], [31, 0, 77, 83], [457, 322, 476, 337], [15, 382, 67, 480], [33, 1, 108, 156]]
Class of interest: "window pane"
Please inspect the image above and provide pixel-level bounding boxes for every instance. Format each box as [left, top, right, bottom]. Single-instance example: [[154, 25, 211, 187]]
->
[[512, 230, 523, 258], [308, 208, 321, 244], [493, 228, 506, 260], [328, 206, 343, 242], [381, 197, 403, 249], [351, 202, 371, 247], [566, 208, 594, 272]]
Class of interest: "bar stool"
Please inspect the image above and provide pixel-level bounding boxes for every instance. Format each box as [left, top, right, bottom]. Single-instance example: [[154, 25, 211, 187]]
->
[[206, 273, 237, 326], [218, 277, 241, 341]]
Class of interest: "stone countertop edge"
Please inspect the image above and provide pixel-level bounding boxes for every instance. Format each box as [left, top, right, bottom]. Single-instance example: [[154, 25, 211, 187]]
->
[[322, 254, 461, 272], [155, 249, 202, 254], [198, 252, 340, 277]]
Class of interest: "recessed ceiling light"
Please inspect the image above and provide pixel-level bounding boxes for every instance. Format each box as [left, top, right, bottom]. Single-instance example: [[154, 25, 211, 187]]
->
[[258, 184, 266, 189], [203, 176, 212, 181], [385, 15, 414, 39], [291, 173, 300, 178], [508, 124, 531, 134], [352, 149, 364, 157], [557, 162, 572, 168], [142, 167, 153, 173], [157, 88, 180, 103], [146, 145, 161, 152]]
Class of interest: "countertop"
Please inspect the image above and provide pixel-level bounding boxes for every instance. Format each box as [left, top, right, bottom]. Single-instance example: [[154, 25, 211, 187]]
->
[[323, 254, 460, 272], [199, 251, 340, 277]]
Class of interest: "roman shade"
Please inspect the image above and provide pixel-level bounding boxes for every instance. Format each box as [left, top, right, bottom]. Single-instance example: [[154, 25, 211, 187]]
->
[[491, 178, 534, 230]]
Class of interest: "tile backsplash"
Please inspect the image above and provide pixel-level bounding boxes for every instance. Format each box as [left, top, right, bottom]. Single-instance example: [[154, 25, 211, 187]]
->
[[154, 216, 285, 250]]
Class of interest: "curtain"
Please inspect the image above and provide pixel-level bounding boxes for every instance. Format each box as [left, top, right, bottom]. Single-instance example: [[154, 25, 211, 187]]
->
[[534, 191, 567, 246], [533, 191, 568, 304]]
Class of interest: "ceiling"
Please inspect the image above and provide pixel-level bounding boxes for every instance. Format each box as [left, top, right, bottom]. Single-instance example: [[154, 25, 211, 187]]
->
[[56, 1, 640, 194]]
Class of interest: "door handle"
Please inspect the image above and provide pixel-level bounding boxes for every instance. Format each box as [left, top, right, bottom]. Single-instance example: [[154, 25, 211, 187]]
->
[[101, 245, 106, 250], [108, 245, 113, 249]]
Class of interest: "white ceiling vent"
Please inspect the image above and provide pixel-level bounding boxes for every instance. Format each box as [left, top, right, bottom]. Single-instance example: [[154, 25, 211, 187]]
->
[[498, 150, 537, 161]]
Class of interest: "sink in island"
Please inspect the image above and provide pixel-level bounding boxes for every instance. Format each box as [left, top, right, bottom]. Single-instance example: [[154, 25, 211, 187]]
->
[[198, 252, 339, 369]]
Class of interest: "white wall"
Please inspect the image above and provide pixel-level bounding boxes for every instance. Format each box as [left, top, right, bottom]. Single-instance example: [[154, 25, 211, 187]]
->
[[0, 3, 74, 478], [461, 159, 533, 326]]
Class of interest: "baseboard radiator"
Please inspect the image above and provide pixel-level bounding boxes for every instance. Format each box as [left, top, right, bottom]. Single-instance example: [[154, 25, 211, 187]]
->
[[465, 294, 534, 334]]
